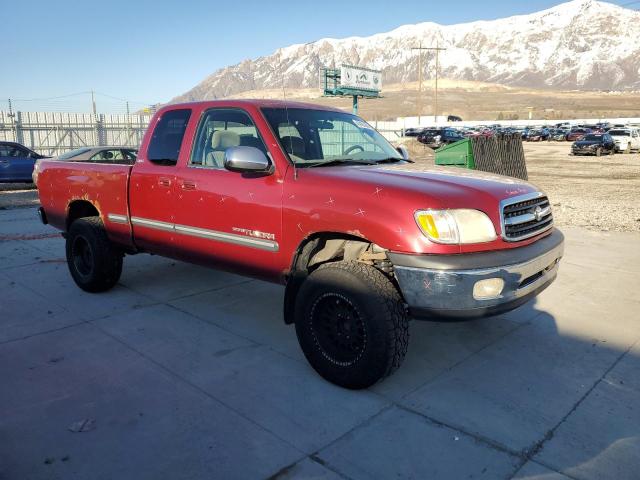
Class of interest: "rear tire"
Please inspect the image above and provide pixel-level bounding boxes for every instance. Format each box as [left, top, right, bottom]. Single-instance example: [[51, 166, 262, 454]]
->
[[66, 217, 123, 293], [294, 261, 409, 389]]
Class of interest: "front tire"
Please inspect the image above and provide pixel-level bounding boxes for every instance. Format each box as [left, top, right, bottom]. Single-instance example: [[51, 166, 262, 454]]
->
[[66, 217, 123, 293], [294, 261, 409, 389]]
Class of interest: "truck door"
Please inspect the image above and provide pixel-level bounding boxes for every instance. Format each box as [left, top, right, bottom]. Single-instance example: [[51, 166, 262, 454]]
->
[[128, 108, 192, 257], [172, 107, 284, 280]]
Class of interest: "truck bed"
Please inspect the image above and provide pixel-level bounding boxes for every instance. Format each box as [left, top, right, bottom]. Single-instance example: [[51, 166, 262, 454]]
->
[[37, 160, 134, 248]]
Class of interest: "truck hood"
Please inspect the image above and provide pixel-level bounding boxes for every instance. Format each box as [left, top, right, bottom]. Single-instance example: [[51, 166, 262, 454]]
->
[[302, 163, 538, 208]]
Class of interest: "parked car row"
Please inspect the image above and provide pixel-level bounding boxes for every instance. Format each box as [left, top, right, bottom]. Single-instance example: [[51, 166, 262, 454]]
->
[[0, 142, 138, 183], [405, 123, 640, 155]]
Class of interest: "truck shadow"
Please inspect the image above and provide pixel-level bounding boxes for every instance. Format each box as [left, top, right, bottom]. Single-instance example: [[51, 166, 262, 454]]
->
[[118, 258, 639, 480]]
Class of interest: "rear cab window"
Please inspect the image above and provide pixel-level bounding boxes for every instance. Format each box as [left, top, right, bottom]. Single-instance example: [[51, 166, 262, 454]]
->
[[147, 109, 192, 166]]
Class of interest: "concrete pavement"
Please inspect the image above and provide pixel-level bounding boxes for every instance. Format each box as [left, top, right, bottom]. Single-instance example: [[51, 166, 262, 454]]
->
[[1, 206, 639, 480]]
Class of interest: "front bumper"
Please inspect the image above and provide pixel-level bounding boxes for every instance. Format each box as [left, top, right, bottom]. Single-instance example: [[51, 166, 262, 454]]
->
[[389, 229, 564, 319], [613, 142, 628, 152]]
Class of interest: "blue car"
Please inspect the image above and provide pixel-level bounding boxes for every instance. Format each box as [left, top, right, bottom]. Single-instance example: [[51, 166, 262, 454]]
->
[[0, 142, 47, 182]]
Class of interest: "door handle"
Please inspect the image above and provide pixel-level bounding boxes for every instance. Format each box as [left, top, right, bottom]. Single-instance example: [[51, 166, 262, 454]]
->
[[158, 177, 171, 187], [180, 180, 197, 191]]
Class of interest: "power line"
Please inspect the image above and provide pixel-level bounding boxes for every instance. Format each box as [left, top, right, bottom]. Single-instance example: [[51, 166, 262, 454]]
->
[[4, 90, 158, 114], [9, 91, 155, 106], [11, 91, 90, 102], [93, 91, 154, 106]]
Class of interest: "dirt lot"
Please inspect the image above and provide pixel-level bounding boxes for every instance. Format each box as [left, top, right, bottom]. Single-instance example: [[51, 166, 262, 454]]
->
[[1, 143, 639, 232], [396, 140, 640, 232], [525, 143, 640, 232], [231, 80, 640, 121]]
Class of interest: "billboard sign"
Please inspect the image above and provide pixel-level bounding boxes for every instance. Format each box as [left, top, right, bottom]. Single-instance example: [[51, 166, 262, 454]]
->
[[340, 65, 382, 92]]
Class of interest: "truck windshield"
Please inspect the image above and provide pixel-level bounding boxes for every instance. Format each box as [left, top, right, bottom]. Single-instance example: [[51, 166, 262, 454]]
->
[[608, 130, 629, 136], [261, 108, 403, 167]]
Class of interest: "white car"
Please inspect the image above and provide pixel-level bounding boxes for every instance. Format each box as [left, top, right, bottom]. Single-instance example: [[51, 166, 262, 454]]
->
[[608, 128, 640, 153]]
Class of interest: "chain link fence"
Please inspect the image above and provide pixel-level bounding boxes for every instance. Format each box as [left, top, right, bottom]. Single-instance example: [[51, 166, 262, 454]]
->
[[0, 111, 152, 156]]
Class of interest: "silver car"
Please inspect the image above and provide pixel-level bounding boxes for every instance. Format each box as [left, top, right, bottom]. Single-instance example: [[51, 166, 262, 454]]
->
[[33, 147, 137, 184], [54, 146, 138, 164]]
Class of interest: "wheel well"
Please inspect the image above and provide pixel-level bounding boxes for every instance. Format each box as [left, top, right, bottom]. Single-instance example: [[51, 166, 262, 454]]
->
[[66, 201, 100, 231], [283, 232, 394, 324]]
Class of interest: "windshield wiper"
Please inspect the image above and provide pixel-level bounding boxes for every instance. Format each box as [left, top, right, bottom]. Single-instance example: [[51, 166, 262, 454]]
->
[[374, 157, 414, 164], [305, 158, 378, 168]]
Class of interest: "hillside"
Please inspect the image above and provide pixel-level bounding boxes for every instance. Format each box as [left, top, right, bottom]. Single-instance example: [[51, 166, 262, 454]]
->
[[215, 80, 640, 121], [172, 0, 640, 103]]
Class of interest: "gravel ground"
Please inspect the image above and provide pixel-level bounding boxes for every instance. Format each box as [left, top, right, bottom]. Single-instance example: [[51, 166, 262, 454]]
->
[[0, 183, 38, 210], [396, 139, 640, 232], [2, 143, 639, 231], [524, 143, 640, 232]]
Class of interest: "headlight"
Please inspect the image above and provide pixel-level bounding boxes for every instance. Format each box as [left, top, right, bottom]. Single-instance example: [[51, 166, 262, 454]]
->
[[415, 209, 497, 244]]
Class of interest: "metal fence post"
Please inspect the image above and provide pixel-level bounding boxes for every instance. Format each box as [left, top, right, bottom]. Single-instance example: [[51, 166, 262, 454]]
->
[[15, 111, 25, 145], [96, 114, 106, 146]]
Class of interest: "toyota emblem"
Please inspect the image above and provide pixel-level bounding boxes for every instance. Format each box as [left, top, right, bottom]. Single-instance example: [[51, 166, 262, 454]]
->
[[533, 206, 543, 221]]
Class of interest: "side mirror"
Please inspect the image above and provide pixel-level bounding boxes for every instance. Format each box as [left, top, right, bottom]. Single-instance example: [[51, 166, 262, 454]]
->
[[396, 145, 410, 161], [224, 146, 272, 174]]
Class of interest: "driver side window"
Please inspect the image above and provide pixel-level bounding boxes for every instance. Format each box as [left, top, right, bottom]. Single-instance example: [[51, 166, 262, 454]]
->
[[190, 109, 267, 169]]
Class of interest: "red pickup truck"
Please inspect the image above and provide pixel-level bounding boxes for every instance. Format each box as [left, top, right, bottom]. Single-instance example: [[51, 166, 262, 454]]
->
[[35, 100, 564, 389]]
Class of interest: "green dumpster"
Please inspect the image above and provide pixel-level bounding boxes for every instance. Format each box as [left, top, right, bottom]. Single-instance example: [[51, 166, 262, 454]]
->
[[434, 139, 475, 169]]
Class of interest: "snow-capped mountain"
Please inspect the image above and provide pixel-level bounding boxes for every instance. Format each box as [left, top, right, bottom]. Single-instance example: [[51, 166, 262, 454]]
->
[[173, 0, 640, 102]]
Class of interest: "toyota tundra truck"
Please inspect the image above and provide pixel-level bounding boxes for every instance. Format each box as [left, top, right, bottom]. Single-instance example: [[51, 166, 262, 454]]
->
[[34, 100, 564, 389]]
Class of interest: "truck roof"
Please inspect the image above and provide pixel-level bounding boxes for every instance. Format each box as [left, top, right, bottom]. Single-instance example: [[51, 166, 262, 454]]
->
[[161, 99, 346, 113]]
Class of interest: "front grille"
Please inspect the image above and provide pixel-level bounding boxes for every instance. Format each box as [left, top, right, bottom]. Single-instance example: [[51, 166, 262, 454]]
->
[[501, 193, 553, 241]]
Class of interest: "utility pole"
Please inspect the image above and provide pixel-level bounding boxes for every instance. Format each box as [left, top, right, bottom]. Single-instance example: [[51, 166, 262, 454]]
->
[[411, 43, 447, 125], [434, 41, 445, 124], [91, 90, 97, 116], [411, 43, 423, 125]]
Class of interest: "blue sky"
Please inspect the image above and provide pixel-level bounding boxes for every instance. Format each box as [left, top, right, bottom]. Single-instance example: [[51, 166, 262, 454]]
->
[[1, 0, 634, 111]]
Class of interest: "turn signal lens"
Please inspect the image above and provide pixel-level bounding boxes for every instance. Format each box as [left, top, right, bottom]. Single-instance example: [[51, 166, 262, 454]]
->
[[417, 214, 440, 239]]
